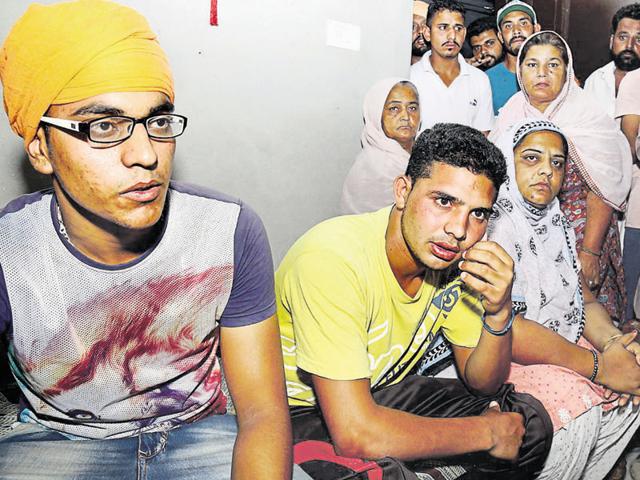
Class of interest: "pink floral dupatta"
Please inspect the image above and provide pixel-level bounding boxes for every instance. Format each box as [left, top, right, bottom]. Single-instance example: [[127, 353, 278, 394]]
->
[[489, 31, 632, 211]]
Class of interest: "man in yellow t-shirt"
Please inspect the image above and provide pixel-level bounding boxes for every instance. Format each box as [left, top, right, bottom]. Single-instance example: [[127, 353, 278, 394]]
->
[[277, 124, 552, 479]]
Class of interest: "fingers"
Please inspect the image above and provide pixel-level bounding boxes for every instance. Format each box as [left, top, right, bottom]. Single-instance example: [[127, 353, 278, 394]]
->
[[619, 330, 639, 347], [488, 401, 501, 412], [619, 394, 630, 408], [465, 241, 514, 266]]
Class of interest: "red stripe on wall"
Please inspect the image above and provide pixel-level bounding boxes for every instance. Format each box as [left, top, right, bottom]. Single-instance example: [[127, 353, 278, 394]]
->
[[210, 0, 218, 26]]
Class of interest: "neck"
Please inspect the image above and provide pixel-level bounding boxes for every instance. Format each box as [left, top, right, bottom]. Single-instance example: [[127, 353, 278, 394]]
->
[[399, 139, 414, 154], [504, 52, 518, 73], [429, 52, 461, 80], [385, 206, 426, 296], [614, 68, 627, 93], [54, 187, 163, 265], [530, 99, 552, 113], [411, 54, 422, 65]]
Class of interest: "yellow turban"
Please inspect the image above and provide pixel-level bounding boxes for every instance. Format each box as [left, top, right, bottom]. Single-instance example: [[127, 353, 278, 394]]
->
[[0, 0, 174, 146]]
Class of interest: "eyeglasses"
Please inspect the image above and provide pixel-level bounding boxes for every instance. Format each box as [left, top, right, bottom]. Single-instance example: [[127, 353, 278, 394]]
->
[[40, 113, 188, 144]]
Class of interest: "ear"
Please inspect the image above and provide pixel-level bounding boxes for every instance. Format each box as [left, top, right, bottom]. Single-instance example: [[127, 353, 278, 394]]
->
[[393, 175, 413, 210], [533, 23, 541, 33], [497, 29, 504, 44], [424, 25, 431, 43], [26, 126, 54, 175], [609, 34, 614, 50]]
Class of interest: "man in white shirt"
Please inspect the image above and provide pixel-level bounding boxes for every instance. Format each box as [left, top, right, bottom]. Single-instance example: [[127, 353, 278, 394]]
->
[[410, 0, 494, 134], [584, 3, 640, 118]]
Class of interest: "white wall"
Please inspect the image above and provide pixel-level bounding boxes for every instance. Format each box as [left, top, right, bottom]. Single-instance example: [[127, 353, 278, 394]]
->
[[0, 0, 411, 262]]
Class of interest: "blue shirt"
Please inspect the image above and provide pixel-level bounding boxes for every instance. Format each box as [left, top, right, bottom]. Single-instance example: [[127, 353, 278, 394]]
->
[[486, 62, 519, 115]]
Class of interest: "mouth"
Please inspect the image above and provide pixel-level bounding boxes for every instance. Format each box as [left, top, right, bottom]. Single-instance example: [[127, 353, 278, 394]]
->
[[431, 242, 460, 262], [532, 182, 551, 191], [443, 42, 458, 49], [510, 37, 525, 46], [121, 181, 163, 203], [534, 81, 550, 88]]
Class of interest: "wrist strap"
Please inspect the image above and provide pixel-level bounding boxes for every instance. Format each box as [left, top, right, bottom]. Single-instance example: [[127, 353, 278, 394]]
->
[[482, 309, 515, 336], [589, 350, 599, 382], [581, 246, 602, 257]]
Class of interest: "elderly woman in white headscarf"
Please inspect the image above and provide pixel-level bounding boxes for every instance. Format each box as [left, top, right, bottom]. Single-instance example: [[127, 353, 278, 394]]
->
[[340, 78, 420, 214]]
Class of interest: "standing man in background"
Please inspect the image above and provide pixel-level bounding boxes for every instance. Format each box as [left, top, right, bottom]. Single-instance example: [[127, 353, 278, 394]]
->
[[486, 0, 540, 115], [585, 3, 640, 118], [410, 0, 494, 133], [467, 16, 504, 71], [412, 1, 430, 65]]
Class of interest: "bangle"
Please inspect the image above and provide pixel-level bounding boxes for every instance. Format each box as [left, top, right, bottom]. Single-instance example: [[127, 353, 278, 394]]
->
[[581, 246, 602, 257], [589, 350, 599, 383], [482, 309, 515, 336]]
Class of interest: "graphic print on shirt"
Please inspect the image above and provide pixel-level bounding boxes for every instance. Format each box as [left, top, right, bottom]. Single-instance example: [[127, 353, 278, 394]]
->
[[12, 265, 233, 425]]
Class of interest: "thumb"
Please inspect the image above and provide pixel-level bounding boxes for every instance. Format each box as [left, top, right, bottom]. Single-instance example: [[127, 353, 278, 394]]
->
[[488, 400, 501, 412], [619, 330, 638, 347]]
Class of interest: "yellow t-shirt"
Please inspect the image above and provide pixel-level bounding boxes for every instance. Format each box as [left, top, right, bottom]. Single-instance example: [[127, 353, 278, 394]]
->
[[277, 207, 484, 407]]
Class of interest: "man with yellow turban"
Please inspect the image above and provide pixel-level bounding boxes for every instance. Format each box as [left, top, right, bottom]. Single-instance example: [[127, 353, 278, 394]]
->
[[0, 1, 299, 479]]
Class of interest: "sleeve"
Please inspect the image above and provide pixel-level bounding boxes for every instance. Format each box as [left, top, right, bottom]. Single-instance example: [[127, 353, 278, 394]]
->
[[0, 265, 11, 337], [615, 73, 640, 118], [218, 203, 276, 327], [439, 286, 484, 348], [280, 251, 371, 380], [473, 72, 496, 132]]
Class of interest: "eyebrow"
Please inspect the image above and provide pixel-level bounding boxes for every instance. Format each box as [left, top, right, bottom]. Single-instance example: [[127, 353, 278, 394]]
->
[[521, 148, 566, 158], [71, 100, 175, 118]]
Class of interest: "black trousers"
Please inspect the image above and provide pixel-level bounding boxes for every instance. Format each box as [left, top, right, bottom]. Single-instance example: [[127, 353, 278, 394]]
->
[[291, 375, 553, 480]]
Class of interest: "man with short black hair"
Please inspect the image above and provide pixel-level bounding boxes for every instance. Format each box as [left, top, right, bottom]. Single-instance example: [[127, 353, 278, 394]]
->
[[486, 0, 541, 114], [279, 124, 552, 479], [467, 16, 504, 70], [410, 0, 494, 133], [585, 3, 640, 118]]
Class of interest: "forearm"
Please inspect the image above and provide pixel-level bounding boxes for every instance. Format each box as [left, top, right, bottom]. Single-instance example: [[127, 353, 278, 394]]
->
[[336, 403, 494, 461], [512, 316, 594, 378], [463, 310, 512, 394], [583, 300, 622, 352], [232, 408, 293, 480], [583, 191, 613, 253]]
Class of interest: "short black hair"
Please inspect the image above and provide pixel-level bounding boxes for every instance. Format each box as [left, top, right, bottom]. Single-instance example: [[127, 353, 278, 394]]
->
[[426, 0, 466, 27], [612, 3, 640, 34], [467, 16, 498, 42], [519, 31, 570, 67], [406, 123, 506, 193]]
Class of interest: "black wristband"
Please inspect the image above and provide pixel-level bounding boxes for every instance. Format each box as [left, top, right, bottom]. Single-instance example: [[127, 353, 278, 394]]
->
[[589, 350, 599, 383]]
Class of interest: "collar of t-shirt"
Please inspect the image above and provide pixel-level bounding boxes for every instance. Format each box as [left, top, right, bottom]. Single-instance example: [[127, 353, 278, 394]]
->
[[421, 51, 471, 78]]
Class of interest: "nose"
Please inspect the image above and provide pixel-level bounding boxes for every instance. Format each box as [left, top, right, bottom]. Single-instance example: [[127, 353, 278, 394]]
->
[[539, 158, 553, 177], [626, 35, 636, 50], [444, 210, 468, 241], [536, 63, 547, 77], [446, 27, 455, 41], [121, 123, 158, 169]]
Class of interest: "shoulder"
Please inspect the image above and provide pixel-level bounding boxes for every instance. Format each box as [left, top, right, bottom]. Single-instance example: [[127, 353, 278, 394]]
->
[[584, 62, 613, 86], [0, 190, 51, 222], [278, 210, 387, 279]]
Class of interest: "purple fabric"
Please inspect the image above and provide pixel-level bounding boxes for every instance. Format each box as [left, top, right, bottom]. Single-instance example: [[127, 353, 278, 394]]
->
[[0, 265, 10, 336]]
